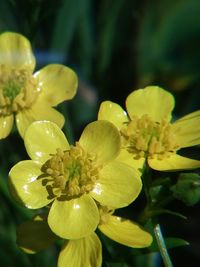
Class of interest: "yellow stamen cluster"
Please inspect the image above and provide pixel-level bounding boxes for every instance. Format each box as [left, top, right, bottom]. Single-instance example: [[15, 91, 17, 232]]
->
[[41, 142, 101, 200], [121, 114, 179, 159], [0, 64, 40, 116], [99, 205, 114, 225]]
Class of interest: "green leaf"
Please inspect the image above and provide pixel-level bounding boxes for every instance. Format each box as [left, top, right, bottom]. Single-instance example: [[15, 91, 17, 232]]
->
[[149, 237, 189, 252], [171, 173, 200, 206]]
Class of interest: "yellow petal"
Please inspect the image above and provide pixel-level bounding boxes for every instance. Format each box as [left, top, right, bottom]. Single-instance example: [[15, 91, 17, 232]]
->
[[148, 153, 200, 171], [0, 115, 14, 139], [172, 110, 200, 148], [9, 160, 51, 209], [90, 161, 142, 208], [126, 86, 174, 122], [17, 214, 58, 254], [16, 102, 65, 138], [48, 195, 99, 239], [79, 120, 120, 164], [58, 233, 102, 267], [24, 121, 69, 164], [98, 101, 128, 129], [0, 32, 35, 71], [116, 148, 145, 171], [34, 64, 78, 106], [99, 215, 152, 248]]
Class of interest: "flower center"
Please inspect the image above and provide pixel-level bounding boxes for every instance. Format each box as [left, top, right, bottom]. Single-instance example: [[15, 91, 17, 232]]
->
[[40, 142, 101, 200], [121, 114, 179, 159], [0, 64, 40, 116]]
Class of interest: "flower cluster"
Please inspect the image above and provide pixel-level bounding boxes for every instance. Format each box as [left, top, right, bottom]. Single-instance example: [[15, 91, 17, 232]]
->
[[1, 32, 200, 267]]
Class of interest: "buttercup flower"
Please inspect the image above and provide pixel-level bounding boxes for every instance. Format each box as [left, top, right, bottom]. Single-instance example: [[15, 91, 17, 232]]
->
[[0, 32, 77, 139], [9, 120, 142, 239], [98, 86, 200, 171]]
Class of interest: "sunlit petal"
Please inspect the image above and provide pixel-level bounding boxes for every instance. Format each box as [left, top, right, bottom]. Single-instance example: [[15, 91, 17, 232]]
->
[[79, 120, 120, 164], [9, 160, 51, 209], [16, 102, 65, 138], [126, 86, 174, 121], [90, 161, 142, 208], [24, 121, 69, 164], [98, 101, 128, 129], [172, 110, 200, 147], [0, 32, 35, 71], [58, 233, 102, 267], [48, 195, 99, 239], [148, 154, 200, 171], [0, 115, 14, 139], [99, 215, 152, 248], [35, 64, 78, 106]]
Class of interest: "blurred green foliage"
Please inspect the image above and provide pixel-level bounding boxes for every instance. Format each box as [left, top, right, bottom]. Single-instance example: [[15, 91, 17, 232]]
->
[[0, 0, 200, 266]]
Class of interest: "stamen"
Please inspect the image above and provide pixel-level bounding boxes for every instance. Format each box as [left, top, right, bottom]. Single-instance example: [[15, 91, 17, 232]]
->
[[121, 114, 179, 159], [41, 143, 101, 200], [0, 64, 40, 116]]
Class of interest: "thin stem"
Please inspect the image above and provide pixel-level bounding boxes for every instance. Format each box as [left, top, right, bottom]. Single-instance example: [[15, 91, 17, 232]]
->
[[154, 224, 173, 267]]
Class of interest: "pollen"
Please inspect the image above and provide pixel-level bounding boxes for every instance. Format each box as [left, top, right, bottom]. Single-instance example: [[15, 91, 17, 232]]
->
[[0, 64, 40, 116], [40, 142, 101, 200], [121, 114, 180, 159]]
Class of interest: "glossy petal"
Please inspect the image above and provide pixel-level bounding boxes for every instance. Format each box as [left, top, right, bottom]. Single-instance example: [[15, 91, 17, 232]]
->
[[0, 32, 35, 71], [48, 195, 99, 239], [9, 160, 51, 209], [17, 214, 58, 254], [126, 86, 174, 122], [99, 215, 152, 248], [90, 161, 142, 208], [117, 149, 145, 171], [34, 64, 78, 106], [58, 233, 102, 267], [79, 120, 120, 164], [16, 101, 65, 138], [98, 101, 128, 129], [172, 111, 200, 148], [24, 121, 69, 164], [0, 115, 14, 139], [148, 154, 200, 171]]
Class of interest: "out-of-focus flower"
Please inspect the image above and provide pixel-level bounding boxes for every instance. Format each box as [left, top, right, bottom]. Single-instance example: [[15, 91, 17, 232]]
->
[[9, 120, 142, 239], [0, 32, 77, 139], [98, 86, 200, 171]]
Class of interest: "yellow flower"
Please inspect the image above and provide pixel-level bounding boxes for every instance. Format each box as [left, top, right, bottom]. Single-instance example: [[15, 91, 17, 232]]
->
[[98, 86, 200, 171], [0, 32, 77, 139], [9, 120, 142, 239]]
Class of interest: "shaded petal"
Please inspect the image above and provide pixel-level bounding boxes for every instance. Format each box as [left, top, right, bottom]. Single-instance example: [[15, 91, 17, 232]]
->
[[24, 121, 69, 164], [99, 215, 152, 248], [98, 101, 128, 129], [34, 64, 78, 106], [90, 161, 142, 208], [0, 32, 35, 71], [79, 120, 120, 164], [126, 86, 174, 122], [148, 154, 200, 171], [172, 110, 200, 148], [48, 195, 99, 239], [17, 214, 58, 254], [117, 148, 145, 171], [9, 160, 51, 209], [16, 102, 65, 138], [58, 233, 102, 267], [0, 114, 14, 139]]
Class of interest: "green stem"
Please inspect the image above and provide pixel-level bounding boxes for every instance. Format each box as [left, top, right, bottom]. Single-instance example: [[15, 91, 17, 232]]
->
[[154, 224, 173, 267]]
